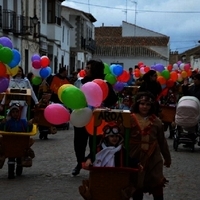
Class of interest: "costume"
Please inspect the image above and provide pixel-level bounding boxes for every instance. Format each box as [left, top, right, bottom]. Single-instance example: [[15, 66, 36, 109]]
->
[[129, 113, 171, 199]]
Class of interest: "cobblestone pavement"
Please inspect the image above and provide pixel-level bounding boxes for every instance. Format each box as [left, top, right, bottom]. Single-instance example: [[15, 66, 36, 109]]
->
[[0, 127, 200, 200]]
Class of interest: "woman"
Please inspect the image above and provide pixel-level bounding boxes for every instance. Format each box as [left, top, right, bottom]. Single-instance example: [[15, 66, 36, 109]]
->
[[139, 70, 162, 115], [129, 92, 171, 200], [72, 60, 118, 176], [0, 67, 39, 119]]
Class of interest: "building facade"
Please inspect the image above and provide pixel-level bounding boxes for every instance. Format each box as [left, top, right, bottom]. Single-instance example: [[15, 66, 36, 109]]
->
[[93, 21, 170, 71]]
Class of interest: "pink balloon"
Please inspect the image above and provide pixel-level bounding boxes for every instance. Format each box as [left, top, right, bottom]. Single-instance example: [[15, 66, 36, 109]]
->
[[44, 104, 70, 125], [32, 60, 41, 69], [81, 82, 103, 107]]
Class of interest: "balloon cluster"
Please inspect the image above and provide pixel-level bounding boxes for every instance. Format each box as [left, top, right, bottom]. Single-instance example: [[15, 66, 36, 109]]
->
[[31, 54, 51, 85], [134, 61, 192, 92], [44, 79, 109, 132], [0, 36, 21, 93], [104, 63, 130, 92]]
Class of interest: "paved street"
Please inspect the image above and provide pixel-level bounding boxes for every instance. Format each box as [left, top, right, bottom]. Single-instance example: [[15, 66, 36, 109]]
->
[[0, 126, 200, 200]]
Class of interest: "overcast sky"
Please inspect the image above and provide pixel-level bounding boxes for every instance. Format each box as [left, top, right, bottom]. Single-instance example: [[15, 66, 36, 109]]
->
[[62, 0, 200, 53]]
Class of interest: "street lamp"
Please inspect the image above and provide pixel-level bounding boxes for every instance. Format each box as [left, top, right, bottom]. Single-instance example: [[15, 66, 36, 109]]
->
[[31, 14, 40, 38]]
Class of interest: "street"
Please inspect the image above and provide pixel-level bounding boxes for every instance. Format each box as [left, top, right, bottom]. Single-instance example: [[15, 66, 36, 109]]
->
[[0, 126, 200, 200]]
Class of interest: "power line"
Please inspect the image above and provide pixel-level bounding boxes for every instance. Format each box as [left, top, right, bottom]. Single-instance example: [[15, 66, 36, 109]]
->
[[65, 0, 200, 14]]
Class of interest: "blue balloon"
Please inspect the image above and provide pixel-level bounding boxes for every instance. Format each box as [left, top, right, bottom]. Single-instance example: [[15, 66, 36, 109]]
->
[[112, 64, 123, 76], [8, 49, 21, 68], [39, 67, 51, 78]]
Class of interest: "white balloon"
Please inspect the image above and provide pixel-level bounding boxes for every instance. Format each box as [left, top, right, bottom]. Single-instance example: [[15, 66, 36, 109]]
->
[[31, 67, 41, 77], [70, 107, 93, 127]]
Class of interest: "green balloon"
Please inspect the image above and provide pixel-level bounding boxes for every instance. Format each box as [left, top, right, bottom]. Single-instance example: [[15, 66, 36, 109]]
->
[[0, 47, 13, 64], [105, 73, 117, 85], [104, 63, 111, 74], [32, 76, 42, 85], [61, 87, 87, 109], [161, 70, 170, 80]]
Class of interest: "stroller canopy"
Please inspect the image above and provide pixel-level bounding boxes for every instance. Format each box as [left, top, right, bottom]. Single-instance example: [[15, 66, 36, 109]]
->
[[175, 96, 200, 128]]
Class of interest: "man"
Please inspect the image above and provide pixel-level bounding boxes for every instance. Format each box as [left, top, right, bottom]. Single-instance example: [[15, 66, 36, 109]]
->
[[127, 67, 135, 86], [47, 67, 70, 103]]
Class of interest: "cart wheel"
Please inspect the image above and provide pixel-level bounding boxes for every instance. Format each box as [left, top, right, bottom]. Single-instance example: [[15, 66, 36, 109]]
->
[[173, 139, 178, 151]]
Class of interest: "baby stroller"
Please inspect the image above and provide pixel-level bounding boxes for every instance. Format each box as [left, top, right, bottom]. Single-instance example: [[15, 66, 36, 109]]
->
[[173, 96, 200, 152]]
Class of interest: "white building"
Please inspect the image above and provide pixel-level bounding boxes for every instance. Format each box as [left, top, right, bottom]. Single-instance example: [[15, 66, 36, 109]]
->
[[61, 5, 96, 74], [0, 0, 71, 75]]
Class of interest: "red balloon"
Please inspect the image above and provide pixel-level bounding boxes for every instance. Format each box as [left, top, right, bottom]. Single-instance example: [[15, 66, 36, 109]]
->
[[0, 62, 7, 77], [40, 56, 50, 67], [117, 70, 130, 82], [144, 66, 150, 73], [167, 65, 173, 71], [166, 79, 175, 88], [138, 62, 144, 67], [93, 79, 109, 100], [79, 70, 86, 77]]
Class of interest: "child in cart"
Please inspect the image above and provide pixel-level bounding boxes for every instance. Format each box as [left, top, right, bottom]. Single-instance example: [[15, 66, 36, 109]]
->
[[0, 103, 35, 179]]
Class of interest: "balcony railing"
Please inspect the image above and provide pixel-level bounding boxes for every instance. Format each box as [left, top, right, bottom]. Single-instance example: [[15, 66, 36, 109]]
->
[[86, 38, 96, 52], [1, 9, 33, 35]]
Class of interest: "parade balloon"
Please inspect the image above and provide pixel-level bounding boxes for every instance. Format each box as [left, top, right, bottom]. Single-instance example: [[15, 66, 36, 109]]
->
[[8, 49, 21, 68], [0, 47, 13, 64], [58, 84, 75, 102], [31, 76, 42, 85], [44, 104, 70, 125], [32, 60, 41, 69], [104, 63, 111, 74], [70, 107, 93, 127], [6, 65, 19, 77], [0, 62, 7, 77], [61, 87, 87, 109], [0, 77, 9, 93], [0, 37, 13, 49], [92, 79, 109, 100], [40, 56, 50, 67], [81, 82, 103, 107], [31, 54, 41, 62]]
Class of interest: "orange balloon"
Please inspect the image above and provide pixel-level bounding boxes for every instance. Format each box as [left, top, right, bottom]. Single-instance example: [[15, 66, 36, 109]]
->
[[181, 70, 187, 78], [187, 69, 192, 77], [93, 79, 109, 100], [85, 115, 107, 136], [157, 76, 166, 85]]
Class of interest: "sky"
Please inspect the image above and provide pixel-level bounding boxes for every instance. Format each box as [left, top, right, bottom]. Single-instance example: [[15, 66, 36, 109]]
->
[[62, 0, 200, 53]]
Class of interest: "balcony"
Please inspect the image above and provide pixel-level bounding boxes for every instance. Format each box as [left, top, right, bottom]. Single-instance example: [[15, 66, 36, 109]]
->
[[85, 38, 96, 52], [1, 9, 33, 36]]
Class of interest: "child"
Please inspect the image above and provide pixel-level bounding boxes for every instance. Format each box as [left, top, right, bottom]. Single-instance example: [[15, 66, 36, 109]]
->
[[37, 93, 52, 140], [119, 96, 131, 110], [85, 122, 126, 168], [0, 103, 34, 179]]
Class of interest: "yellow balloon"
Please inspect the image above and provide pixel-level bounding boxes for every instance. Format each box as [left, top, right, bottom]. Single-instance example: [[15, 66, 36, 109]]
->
[[58, 84, 75, 102], [6, 65, 19, 77]]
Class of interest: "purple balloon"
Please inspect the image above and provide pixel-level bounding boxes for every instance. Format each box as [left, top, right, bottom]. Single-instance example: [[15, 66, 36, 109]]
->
[[0, 77, 9, 93], [155, 63, 165, 72], [113, 81, 124, 92], [0, 37, 13, 49], [31, 54, 41, 62]]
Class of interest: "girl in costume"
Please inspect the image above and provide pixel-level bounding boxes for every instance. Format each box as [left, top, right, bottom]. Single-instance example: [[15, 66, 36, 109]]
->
[[130, 92, 171, 200]]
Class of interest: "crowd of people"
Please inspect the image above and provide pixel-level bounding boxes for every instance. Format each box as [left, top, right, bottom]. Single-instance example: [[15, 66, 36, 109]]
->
[[1, 59, 200, 199]]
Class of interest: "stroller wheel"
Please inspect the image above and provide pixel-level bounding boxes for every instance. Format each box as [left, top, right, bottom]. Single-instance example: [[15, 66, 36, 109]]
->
[[173, 139, 178, 151]]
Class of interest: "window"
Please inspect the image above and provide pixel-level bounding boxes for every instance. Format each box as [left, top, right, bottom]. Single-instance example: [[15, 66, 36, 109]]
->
[[47, 0, 61, 25], [62, 26, 64, 43], [42, 0, 45, 23]]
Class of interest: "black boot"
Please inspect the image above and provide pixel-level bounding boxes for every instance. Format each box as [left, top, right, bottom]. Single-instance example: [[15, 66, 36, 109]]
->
[[8, 159, 15, 179], [153, 195, 164, 200], [16, 158, 23, 176]]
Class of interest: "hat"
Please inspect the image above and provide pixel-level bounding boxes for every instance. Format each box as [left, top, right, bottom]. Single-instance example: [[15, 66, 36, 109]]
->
[[7, 103, 20, 116], [136, 95, 154, 104], [103, 122, 121, 137]]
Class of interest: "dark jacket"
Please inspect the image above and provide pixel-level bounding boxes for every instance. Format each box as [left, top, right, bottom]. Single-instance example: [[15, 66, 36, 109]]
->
[[182, 84, 200, 101]]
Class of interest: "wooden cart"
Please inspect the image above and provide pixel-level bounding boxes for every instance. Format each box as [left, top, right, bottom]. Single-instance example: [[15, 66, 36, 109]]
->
[[0, 88, 37, 171], [79, 109, 138, 200]]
